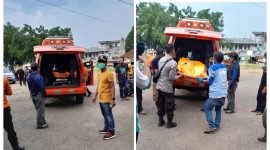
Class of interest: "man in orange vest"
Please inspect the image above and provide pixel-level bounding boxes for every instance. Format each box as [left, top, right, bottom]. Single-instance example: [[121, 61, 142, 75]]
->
[[4, 76, 25, 150]]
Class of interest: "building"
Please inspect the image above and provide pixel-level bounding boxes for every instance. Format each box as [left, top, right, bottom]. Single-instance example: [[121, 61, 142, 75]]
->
[[84, 38, 125, 62], [220, 32, 267, 57]]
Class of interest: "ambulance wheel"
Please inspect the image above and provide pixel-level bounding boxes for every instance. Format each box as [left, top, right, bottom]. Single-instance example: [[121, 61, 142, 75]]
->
[[76, 94, 84, 104]]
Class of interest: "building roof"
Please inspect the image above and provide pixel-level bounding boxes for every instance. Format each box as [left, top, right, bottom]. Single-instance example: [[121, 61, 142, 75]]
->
[[120, 49, 134, 59], [252, 32, 266, 36], [224, 38, 257, 44], [98, 40, 121, 45]]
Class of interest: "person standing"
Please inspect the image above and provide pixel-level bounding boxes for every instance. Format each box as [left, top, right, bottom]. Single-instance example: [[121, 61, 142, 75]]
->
[[224, 52, 240, 114], [156, 44, 182, 128], [136, 42, 152, 142], [137, 55, 147, 115], [24, 66, 30, 85], [252, 53, 267, 115], [151, 47, 165, 106], [4, 77, 25, 150], [86, 59, 94, 97], [93, 55, 116, 140], [27, 63, 48, 129], [199, 51, 227, 133], [17, 68, 25, 86], [116, 56, 129, 101]]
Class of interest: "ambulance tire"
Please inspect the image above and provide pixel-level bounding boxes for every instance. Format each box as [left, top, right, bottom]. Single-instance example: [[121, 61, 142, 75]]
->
[[76, 94, 84, 104]]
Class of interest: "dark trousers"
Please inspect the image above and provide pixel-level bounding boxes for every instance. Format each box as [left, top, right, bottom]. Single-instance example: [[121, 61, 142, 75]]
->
[[4, 108, 20, 150], [226, 83, 238, 111], [136, 132, 139, 143], [19, 76, 25, 86], [157, 90, 175, 120], [136, 87, 143, 113], [31, 93, 46, 127], [99, 103, 115, 134], [256, 87, 266, 113], [119, 78, 128, 98], [262, 109, 267, 139]]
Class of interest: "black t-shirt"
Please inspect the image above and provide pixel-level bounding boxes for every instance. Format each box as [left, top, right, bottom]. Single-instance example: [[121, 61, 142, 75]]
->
[[260, 71, 267, 88], [116, 64, 128, 80]]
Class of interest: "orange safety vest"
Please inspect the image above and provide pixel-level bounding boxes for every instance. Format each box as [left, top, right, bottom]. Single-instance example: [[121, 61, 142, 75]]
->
[[4, 77, 12, 108]]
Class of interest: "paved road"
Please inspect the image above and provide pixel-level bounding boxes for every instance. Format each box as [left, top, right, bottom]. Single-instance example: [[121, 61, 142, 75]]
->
[[4, 73, 134, 150], [137, 71, 266, 150]]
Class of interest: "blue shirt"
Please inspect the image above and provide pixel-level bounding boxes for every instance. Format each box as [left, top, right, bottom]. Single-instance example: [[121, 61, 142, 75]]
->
[[151, 58, 159, 70], [27, 71, 46, 97], [228, 61, 240, 88], [207, 64, 227, 98]]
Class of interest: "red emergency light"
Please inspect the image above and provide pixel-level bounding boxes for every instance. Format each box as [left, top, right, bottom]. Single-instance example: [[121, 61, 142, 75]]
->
[[177, 18, 213, 31], [42, 37, 74, 46]]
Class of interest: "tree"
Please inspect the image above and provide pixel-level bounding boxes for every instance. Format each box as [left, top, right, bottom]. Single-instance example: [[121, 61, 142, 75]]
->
[[136, 2, 224, 48], [125, 26, 134, 52], [136, 2, 178, 48], [196, 9, 224, 32], [4, 22, 73, 67]]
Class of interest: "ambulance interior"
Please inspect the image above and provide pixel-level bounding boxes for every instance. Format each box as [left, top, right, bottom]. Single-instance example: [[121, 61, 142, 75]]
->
[[174, 38, 214, 69], [174, 37, 214, 77], [40, 54, 80, 87]]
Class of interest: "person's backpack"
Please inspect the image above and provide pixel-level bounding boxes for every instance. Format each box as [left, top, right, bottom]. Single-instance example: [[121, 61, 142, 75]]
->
[[153, 58, 173, 83]]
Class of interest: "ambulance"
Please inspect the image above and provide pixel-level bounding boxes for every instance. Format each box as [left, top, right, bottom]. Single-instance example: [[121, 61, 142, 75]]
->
[[33, 36, 92, 104], [164, 18, 222, 96]]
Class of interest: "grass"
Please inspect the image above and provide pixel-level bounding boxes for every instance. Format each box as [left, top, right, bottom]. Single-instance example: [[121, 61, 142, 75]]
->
[[240, 63, 263, 72]]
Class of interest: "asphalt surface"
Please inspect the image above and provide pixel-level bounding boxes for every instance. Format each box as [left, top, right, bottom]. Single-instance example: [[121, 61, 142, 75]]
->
[[4, 73, 134, 150], [137, 71, 266, 150]]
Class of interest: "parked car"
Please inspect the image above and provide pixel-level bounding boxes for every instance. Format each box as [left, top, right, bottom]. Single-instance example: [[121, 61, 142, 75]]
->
[[4, 68, 16, 84]]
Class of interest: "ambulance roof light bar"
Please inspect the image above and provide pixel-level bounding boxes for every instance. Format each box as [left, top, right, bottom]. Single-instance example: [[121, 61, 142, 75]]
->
[[46, 36, 72, 39], [182, 18, 210, 23]]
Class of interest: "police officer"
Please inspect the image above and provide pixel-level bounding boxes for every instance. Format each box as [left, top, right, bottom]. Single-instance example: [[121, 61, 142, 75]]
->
[[27, 63, 48, 129]]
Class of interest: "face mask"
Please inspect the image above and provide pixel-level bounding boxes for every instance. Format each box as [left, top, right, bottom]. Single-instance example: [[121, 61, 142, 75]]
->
[[98, 63, 106, 69]]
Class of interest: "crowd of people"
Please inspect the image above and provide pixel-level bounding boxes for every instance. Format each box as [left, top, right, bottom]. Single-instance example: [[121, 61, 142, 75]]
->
[[4, 54, 135, 148], [136, 42, 267, 143]]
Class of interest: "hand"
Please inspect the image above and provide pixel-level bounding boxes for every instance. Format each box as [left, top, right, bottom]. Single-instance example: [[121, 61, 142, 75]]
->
[[198, 77, 203, 83], [138, 54, 148, 64], [176, 70, 182, 75], [262, 86, 267, 94], [92, 96, 97, 103], [110, 100, 116, 108]]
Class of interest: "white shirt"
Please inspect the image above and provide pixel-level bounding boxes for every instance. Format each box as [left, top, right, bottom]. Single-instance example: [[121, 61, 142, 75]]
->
[[136, 67, 151, 90]]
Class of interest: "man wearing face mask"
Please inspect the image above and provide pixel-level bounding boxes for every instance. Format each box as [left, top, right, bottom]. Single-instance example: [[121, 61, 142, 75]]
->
[[93, 55, 116, 140], [198, 51, 227, 133], [156, 44, 182, 128]]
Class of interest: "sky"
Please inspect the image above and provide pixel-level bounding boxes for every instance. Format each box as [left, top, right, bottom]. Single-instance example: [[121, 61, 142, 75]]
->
[[161, 2, 267, 38], [4, 0, 134, 48]]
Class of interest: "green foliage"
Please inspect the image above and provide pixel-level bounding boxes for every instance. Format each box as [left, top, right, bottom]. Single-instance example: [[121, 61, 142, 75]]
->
[[125, 26, 134, 52], [136, 2, 224, 48], [4, 22, 72, 66]]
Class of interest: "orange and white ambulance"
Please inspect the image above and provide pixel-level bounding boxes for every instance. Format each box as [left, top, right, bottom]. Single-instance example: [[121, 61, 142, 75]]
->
[[164, 18, 222, 95], [33, 36, 93, 104]]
